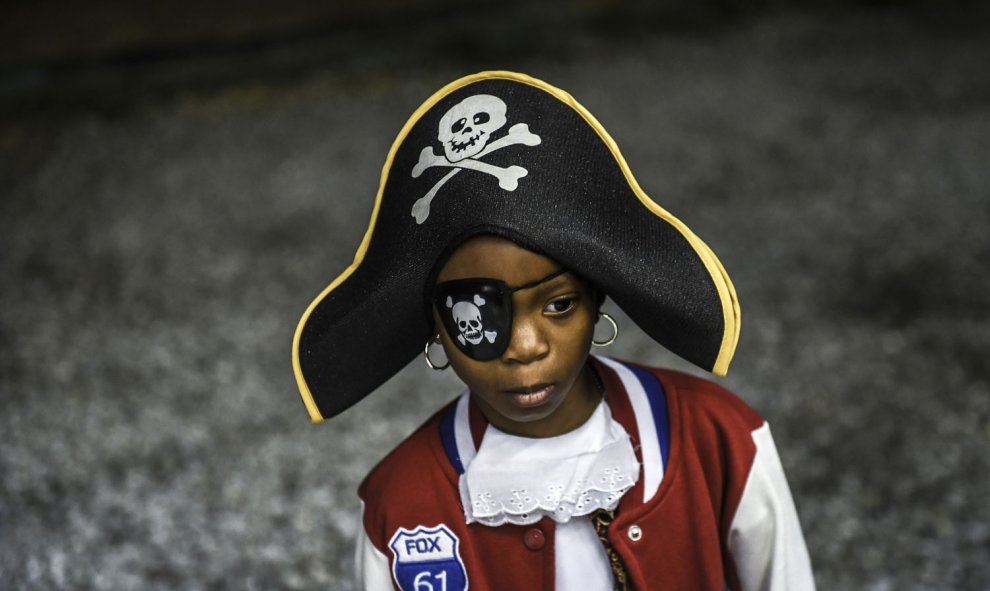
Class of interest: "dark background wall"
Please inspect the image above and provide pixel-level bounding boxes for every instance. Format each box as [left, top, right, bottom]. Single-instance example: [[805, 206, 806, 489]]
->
[[2, 1, 989, 589], [6, 0, 977, 63]]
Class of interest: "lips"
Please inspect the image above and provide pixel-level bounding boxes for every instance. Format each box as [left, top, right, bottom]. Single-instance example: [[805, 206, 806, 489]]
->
[[503, 383, 556, 408]]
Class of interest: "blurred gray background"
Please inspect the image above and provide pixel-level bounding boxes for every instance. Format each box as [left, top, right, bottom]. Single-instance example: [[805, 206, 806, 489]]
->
[[2, 0, 989, 589]]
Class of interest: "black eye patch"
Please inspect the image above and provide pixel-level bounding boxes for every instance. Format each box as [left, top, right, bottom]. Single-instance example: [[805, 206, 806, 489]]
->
[[433, 268, 568, 361]]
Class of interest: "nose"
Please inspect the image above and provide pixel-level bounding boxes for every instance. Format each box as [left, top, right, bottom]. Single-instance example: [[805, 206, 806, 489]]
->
[[502, 316, 549, 364]]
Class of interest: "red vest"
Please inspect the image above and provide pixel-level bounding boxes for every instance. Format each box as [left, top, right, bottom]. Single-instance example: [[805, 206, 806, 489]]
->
[[359, 358, 765, 590]]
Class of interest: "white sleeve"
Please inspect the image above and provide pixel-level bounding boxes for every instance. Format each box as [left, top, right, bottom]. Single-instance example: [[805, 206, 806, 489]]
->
[[728, 423, 816, 591], [355, 501, 394, 591]]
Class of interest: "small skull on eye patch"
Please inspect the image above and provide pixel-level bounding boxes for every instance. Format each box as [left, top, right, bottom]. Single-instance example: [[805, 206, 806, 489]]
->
[[435, 278, 513, 361], [446, 294, 498, 346]]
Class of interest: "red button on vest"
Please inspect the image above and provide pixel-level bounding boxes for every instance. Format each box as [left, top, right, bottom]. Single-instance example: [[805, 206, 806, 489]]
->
[[523, 527, 545, 551]]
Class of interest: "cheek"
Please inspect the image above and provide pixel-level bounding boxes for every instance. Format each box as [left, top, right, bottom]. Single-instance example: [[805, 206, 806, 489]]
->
[[446, 357, 500, 397], [566, 308, 597, 349]]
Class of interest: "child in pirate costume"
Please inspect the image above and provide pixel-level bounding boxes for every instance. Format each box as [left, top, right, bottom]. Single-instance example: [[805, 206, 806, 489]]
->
[[293, 72, 815, 590]]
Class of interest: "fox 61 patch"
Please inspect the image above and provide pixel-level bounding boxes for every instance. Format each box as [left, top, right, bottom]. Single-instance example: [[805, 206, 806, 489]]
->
[[389, 524, 468, 591]]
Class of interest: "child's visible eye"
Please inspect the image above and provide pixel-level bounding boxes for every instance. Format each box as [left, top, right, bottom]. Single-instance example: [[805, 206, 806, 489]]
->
[[545, 296, 577, 315]]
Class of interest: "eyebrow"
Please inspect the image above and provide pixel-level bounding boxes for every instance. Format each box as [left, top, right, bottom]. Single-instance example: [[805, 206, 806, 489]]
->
[[508, 268, 569, 293]]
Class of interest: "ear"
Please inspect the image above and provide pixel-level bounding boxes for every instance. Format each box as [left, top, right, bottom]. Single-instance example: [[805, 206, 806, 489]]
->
[[473, 294, 486, 307], [594, 287, 606, 315], [446, 296, 454, 309]]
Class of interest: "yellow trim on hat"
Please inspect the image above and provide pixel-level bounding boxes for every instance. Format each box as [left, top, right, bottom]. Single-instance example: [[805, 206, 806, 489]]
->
[[292, 74, 473, 422], [504, 71, 741, 375], [293, 70, 741, 422]]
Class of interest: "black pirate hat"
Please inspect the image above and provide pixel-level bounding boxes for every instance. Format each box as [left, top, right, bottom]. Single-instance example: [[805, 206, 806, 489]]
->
[[293, 71, 740, 422]]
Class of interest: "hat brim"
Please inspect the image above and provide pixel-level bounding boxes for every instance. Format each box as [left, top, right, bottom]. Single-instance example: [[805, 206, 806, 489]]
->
[[293, 71, 740, 422]]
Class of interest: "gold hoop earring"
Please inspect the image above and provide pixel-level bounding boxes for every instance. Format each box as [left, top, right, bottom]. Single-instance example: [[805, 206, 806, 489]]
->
[[424, 335, 449, 370], [592, 312, 618, 347]]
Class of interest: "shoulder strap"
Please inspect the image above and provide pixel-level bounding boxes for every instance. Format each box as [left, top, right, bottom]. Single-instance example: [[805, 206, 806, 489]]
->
[[595, 356, 670, 504]]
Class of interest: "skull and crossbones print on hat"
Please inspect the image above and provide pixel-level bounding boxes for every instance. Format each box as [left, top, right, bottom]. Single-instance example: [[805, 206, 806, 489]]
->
[[293, 71, 741, 423]]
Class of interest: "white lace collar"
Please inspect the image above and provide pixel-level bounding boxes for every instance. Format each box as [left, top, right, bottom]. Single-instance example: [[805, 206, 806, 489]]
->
[[458, 400, 640, 526]]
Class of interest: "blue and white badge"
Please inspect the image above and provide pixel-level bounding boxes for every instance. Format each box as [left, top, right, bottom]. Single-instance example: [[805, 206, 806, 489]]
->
[[389, 524, 468, 591]]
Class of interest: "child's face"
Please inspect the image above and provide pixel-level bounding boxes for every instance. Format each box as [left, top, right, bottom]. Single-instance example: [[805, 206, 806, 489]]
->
[[433, 236, 600, 438]]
